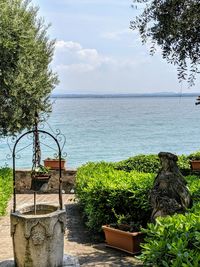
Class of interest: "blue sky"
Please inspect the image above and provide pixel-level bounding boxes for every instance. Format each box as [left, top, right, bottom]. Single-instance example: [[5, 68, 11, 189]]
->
[[32, 0, 200, 94]]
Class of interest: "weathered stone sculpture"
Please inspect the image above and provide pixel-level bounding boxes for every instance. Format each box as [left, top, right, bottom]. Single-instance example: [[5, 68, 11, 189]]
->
[[150, 152, 192, 222]]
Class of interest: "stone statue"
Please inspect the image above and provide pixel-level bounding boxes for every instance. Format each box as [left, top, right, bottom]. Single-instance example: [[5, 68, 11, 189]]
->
[[150, 152, 192, 222]]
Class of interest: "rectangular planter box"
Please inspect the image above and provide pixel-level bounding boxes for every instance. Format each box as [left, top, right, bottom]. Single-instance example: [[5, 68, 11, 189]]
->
[[102, 225, 144, 254], [44, 159, 66, 170], [33, 174, 50, 180], [190, 160, 200, 171]]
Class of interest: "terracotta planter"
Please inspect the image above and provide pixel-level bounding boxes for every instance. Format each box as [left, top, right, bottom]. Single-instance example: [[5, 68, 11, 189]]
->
[[33, 173, 50, 180], [190, 160, 200, 171], [31, 173, 51, 191], [102, 225, 144, 254], [44, 159, 66, 170]]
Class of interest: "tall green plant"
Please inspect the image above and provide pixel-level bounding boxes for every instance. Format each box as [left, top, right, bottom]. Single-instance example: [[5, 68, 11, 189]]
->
[[0, 0, 58, 136]]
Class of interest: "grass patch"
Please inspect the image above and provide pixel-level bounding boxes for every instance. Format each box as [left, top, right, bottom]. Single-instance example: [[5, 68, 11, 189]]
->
[[0, 167, 12, 216]]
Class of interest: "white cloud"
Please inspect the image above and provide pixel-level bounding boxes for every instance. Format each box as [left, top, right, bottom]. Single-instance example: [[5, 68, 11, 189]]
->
[[54, 40, 117, 73], [56, 63, 95, 73], [101, 28, 133, 40], [53, 39, 171, 94], [77, 49, 99, 61], [55, 40, 82, 51]]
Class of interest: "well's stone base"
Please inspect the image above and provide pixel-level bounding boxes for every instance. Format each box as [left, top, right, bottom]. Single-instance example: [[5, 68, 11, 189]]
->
[[0, 255, 80, 267], [11, 205, 67, 267]]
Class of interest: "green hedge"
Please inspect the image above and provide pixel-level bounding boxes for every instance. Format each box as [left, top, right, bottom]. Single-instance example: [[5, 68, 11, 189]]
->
[[185, 175, 200, 203], [76, 162, 155, 232], [139, 174, 200, 266], [114, 154, 190, 174], [0, 167, 12, 216], [114, 154, 160, 173], [75, 159, 198, 233], [140, 205, 200, 267], [76, 156, 200, 265]]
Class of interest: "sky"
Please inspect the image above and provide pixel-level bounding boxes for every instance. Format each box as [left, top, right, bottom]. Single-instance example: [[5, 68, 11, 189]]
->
[[32, 0, 200, 94]]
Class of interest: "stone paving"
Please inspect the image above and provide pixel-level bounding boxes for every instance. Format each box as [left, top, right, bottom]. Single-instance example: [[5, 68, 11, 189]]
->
[[0, 194, 143, 266]]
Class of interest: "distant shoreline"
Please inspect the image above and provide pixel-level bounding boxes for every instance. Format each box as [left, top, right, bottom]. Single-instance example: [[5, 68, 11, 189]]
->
[[51, 93, 199, 99]]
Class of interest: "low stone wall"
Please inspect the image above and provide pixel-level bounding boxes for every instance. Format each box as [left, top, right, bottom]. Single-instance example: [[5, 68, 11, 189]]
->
[[15, 169, 77, 194]]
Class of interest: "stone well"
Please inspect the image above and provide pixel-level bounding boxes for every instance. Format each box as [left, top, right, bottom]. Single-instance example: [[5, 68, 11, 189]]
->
[[11, 204, 66, 267]]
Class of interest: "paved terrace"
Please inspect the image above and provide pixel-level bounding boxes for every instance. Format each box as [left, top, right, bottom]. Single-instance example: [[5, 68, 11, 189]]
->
[[0, 194, 143, 266]]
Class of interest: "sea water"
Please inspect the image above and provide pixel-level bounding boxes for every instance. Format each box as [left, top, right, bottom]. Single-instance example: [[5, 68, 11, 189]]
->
[[1, 96, 200, 169]]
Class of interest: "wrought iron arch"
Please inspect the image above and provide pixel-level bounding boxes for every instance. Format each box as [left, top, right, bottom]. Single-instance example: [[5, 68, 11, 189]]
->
[[12, 129, 63, 212]]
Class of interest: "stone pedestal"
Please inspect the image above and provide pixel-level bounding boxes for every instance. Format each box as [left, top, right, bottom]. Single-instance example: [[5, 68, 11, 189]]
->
[[11, 204, 66, 267]]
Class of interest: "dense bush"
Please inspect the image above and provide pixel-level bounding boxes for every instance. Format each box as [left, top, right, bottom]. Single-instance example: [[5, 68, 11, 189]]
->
[[0, 168, 12, 216], [188, 151, 200, 160], [140, 208, 200, 267], [185, 175, 200, 203], [75, 157, 197, 233], [114, 154, 190, 174], [76, 155, 199, 265], [177, 155, 191, 175], [139, 174, 200, 266], [114, 154, 160, 173], [76, 162, 155, 232]]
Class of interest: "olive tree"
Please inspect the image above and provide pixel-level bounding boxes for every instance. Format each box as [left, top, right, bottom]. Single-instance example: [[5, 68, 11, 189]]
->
[[0, 0, 58, 136], [131, 0, 200, 86]]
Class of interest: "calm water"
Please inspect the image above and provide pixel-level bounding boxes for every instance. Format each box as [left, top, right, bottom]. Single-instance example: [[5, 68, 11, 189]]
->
[[1, 96, 200, 169]]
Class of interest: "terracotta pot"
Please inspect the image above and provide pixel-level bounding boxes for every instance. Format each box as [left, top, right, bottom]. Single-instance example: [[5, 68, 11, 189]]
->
[[102, 225, 144, 254], [190, 160, 200, 171], [32, 173, 50, 180], [31, 173, 51, 191], [44, 159, 66, 170]]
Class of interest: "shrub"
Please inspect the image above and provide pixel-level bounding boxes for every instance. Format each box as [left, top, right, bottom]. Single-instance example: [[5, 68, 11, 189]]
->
[[188, 151, 200, 160], [178, 155, 191, 175], [0, 168, 12, 216], [185, 175, 200, 204], [114, 154, 160, 173], [75, 159, 197, 233], [114, 154, 190, 175], [140, 211, 200, 267], [139, 174, 200, 266], [76, 162, 155, 232]]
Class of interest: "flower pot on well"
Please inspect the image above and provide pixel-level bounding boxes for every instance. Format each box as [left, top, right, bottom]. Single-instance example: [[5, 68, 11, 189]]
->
[[102, 225, 144, 254], [33, 173, 50, 180], [44, 159, 66, 170]]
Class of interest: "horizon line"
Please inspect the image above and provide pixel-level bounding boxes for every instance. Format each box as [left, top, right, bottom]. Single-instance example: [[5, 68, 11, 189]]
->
[[51, 92, 200, 98]]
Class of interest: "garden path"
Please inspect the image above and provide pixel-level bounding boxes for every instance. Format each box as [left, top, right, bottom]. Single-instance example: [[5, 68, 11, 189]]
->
[[0, 194, 143, 266]]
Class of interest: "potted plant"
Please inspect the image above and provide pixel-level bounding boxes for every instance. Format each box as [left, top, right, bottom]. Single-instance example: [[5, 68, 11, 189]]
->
[[31, 165, 51, 191], [102, 213, 145, 254], [188, 151, 200, 171], [44, 157, 66, 170], [31, 165, 51, 180]]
